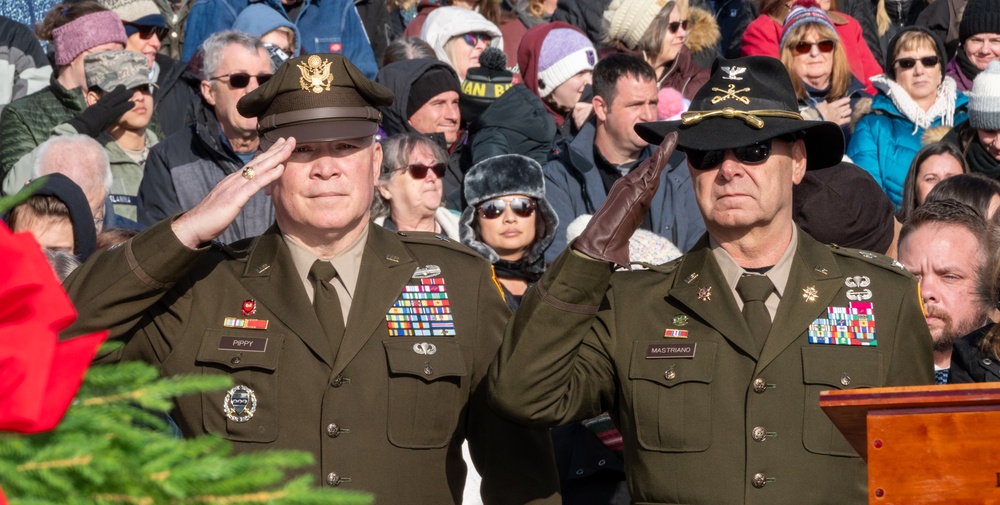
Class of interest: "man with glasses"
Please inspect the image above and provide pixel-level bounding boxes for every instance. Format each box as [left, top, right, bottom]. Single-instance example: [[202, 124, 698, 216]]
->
[[138, 30, 275, 243], [490, 56, 933, 504], [63, 52, 560, 504], [543, 52, 704, 263]]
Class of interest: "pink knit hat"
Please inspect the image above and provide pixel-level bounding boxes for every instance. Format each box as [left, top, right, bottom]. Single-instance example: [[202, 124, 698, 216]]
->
[[52, 11, 127, 66]]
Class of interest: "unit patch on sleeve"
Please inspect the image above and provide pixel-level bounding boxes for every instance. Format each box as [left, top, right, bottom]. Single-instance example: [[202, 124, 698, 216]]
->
[[386, 277, 456, 336], [808, 301, 877, 346]]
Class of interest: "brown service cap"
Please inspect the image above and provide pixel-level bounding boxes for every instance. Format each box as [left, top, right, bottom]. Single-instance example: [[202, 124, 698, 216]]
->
[[237, 53, 394, 149]]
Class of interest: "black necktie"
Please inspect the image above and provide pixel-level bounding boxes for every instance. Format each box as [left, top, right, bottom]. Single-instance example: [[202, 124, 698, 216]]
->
[[736, 274, 775, 349], [310, 260, 346, 352]]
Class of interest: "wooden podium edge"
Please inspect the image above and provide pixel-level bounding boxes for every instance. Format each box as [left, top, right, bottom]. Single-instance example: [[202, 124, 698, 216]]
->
[[819, 383, 1000, 460]]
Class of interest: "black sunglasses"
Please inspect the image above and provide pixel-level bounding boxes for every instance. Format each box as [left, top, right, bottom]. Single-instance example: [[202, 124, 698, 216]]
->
[[478, 197, 535, 219], [684, 135, 798, 170], [793, 39, 835, 55], [668, 20, 689, 34], [894, 56, 940, 69], [210, 72, 273, 88], [396, 163, 445, 179], [124, 22, 169, 40]]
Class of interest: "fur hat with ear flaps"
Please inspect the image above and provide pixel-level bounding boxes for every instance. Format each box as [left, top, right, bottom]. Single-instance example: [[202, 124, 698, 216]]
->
[[460, 154, 559, 271]]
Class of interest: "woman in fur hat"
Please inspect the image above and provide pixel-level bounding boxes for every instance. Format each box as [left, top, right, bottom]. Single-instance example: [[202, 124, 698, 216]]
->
[[460, 154, 558, 311]]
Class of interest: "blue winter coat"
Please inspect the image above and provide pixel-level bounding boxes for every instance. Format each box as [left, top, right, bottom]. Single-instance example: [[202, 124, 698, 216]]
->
[[181, 0, 378, 79], [847, 90, 968, 207], [542, 121, 705, 263]]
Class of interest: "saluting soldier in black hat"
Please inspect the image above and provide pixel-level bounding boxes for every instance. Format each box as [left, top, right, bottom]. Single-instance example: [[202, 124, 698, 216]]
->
[[489, 56, 934, 504], [63, 53, 560, 504]]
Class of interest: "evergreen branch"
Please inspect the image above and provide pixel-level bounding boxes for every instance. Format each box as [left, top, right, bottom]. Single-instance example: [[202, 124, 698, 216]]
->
[[16, 455, 92, 471], [181, 490, 288, 504], [93, 494, 154, 505]]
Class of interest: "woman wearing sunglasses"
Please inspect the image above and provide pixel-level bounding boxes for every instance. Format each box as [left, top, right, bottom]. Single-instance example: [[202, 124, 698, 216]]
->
[[848, 26, 969, 208], [778, 4, 869, 143], [602, 0, 709, 100], [420, 6, 504, 81], [459, 154, 558, 311], [743, 0, 881, 96], [373, 133, 460, 239]]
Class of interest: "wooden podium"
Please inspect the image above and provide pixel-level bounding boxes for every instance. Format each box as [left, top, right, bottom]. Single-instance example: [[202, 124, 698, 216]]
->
[[820, 383, 1000, 504]]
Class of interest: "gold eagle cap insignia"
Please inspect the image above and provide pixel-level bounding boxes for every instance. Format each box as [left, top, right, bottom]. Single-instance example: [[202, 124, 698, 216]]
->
[[298, 55, 334, 93]]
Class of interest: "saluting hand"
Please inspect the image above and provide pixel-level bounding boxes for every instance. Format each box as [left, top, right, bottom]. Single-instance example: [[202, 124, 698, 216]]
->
[[171, 137, 295, 249]]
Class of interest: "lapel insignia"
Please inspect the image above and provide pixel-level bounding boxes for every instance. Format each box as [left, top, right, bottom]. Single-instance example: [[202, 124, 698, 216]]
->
[[672, 314, 689, 326], [298, 54, 333, 93], [711, 84, 751, 105], [808, 302, 877, 346], [255, 263, 271, 274], [845, 275, 873, 301], [664, 329, 689, 338], [802, 286, 819, 302], [684, 272, 699, 284], [814, 266, 828, 275], [412, 265, 442, 278], [386, 278, 455, 336], [241, 299, 257, 316], [223, 317, 269, 330], [697, 286, 712, 301], [223, 385, 257, 423], [859, 251, 877, 259]]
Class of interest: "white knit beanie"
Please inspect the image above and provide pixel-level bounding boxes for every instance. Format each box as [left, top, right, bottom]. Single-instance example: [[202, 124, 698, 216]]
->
[[421, 6, 504, 70], [537, 28, 597, 97], [98, 0, 160, 23], [969, 60, 1000, 131], [603, 0, 669, 49]]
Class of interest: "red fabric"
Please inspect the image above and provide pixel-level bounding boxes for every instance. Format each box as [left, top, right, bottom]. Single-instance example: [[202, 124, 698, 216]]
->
[[0, 223, 106, 434], [741, 13, 882, 95], [402, 1, 438, 38]]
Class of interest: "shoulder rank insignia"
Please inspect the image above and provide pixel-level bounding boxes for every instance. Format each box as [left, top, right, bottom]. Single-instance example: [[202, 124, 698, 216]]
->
[[223, 385, 257, 423], [298, 55, 333, 93], [386, 277, 456, 336]]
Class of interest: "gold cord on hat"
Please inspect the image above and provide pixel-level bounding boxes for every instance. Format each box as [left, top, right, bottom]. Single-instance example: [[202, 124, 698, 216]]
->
[[680, 108, 803, 129]]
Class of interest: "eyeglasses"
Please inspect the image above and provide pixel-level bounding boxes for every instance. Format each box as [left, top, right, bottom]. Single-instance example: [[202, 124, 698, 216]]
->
[[124, 22, 169, 40], [894, 56, 940, 69], [209, 72, 273, 88], [395, 163, 445, 179], [478, 197, 535, 219], [684, 136, 797, 170], [793, 39, 835, 55], [668, 20, 689, 34], [462, 33, 492, 47]]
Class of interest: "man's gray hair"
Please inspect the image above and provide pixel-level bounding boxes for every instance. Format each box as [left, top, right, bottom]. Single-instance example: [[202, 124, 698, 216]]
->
[[31, 134, 112, 195], [201, 30, 266, 81]]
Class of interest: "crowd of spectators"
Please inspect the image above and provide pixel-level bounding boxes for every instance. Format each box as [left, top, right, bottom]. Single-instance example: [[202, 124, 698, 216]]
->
[[3, 0, 1000, 502]]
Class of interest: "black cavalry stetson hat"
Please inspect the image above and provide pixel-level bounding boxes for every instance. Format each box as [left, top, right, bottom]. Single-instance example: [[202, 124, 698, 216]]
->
[[634, 56, 844, 170]]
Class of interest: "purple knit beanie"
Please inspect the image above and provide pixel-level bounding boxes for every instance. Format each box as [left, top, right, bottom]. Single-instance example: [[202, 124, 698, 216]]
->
[[52, 11, 128, 66], [537, 28, 597, 97], [779, 1, 838, 52]]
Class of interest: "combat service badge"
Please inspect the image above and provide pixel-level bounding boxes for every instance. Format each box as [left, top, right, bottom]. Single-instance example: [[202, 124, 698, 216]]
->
[[223, 385, 258, 423]]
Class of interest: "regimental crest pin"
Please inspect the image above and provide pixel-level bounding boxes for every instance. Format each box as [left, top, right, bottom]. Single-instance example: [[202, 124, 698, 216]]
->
[[241, 299, 256, 316], [697, 286, 712, 301], [672, 314, 689, 326], [802, 286, 819, 302], [223, 385, 257, 423], [298, 54, 333, 93]]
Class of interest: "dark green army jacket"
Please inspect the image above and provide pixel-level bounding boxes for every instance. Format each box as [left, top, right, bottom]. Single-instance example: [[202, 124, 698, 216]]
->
[[490, 228, 934, 505], [63, 219, 560, 504]]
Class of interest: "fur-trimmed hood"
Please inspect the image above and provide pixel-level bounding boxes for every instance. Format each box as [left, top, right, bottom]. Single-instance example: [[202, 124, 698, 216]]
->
[[685, 6, 721, 55], [459, 154, 559, 269]]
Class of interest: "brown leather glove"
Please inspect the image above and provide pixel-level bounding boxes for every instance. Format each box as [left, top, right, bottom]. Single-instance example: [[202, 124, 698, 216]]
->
[[572, 132, 679, 269]]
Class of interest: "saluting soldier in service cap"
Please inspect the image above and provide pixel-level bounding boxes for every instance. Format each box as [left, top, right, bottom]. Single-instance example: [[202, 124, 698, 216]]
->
[[64, 53, 561, 504], [489, 56, 933, 504]]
